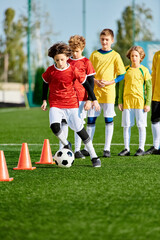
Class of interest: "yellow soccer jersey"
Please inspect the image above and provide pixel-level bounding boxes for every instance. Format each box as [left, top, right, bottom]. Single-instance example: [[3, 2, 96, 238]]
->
[[152, 50, 160, 101], [90, 50, 126, 103], [123, 65, 151, 109]]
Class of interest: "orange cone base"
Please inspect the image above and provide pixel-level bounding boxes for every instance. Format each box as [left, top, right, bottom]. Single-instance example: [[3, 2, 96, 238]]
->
[[0, 177, 14, 182], [35, 161, 55, 164], [13, 167, 36, 170]]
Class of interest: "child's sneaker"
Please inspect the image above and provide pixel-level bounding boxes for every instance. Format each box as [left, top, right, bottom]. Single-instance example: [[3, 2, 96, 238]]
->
[[64, 142, 72, 151], [103, 150, 111, 158], [75, 151, 85, 159], [81, 149, 90, 156], [118, 149, 130, 156], [91, 157, 101, 167], [134, 148, 144, 156], [144, 146, 160, 155]]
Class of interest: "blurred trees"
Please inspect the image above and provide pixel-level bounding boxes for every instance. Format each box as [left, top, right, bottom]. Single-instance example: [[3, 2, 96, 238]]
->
[[33, 66, 45, 105], [0, 8, 26, 83], [0, 1, 54, 84], [114, 4, 153, 65]]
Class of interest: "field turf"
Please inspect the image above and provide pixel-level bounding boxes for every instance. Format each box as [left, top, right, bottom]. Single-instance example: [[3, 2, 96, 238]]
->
[[0, 107, 160, 240]]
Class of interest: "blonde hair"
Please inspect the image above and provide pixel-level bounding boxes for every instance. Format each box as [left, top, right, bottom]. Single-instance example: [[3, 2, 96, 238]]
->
[[100, 29, 114, 38], [68, 35, 86, 50], [126, 46, 145, 62]]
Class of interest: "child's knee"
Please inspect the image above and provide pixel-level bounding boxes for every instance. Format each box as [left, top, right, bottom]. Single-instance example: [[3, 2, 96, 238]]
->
[[50, 123, 61, 135], [105, 117, 113, 124], [87, 117, 97, 125]]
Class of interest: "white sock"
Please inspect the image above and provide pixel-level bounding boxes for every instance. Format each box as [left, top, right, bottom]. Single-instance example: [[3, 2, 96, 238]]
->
[[123, 127, 131, 151], [85, 140, 98, 159], [59, 122, 68, 149], [57, 130, 68, 147], [138, 126, 146, 151], [84, 124, 96, 150], [104, 122, 113, 151], [74, 132, 82, 152], [152, 122, 160, 149]]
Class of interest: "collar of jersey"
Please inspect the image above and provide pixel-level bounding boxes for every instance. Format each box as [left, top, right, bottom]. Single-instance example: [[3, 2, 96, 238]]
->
[[54, 63, 70, 71], [98, 49, 113, 54], [70, 56, 85, 61], [129, 64, 142, 69]]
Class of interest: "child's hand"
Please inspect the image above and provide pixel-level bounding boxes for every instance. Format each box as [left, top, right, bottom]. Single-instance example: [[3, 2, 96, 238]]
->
[[144, 105, 150, 112], [92, 100, 100, 112], [84, 100, 92, 111], [101, 79, 115, 86], [118, 104, 123, 111], [94, 79, 105, 88], [41, 100, 47, 111]]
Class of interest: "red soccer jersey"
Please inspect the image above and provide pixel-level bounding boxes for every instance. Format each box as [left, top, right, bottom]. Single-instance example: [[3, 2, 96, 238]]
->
[[68, 57, 95, 101], [42, 64, 86, 108]]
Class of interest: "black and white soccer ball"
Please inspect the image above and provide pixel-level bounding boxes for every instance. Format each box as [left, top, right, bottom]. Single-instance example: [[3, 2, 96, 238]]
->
[[54, 148, 75, 168]]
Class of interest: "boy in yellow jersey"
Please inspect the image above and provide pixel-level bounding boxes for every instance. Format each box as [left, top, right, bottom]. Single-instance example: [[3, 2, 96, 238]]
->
[[81, 29, 126, 157], [118, 46, 152, 156], [144, 50, 160, 155]]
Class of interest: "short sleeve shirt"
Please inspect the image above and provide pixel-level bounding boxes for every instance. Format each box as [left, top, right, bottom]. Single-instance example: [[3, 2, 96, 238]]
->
[[68, 57, 95, 101], [123, 65, 151, 109], [42, 64, 86, 108], [90, 50, 126, 103]]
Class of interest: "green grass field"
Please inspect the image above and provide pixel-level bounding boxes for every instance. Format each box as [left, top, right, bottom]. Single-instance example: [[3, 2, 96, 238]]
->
[[0, 107, 160, 240]]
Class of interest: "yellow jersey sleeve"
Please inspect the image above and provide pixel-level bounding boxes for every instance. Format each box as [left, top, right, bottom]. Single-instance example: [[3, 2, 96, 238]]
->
[[151, 51, 160, 101]]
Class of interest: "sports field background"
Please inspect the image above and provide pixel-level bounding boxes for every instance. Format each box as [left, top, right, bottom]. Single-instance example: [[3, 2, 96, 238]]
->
[[0, 107, 160, 240]]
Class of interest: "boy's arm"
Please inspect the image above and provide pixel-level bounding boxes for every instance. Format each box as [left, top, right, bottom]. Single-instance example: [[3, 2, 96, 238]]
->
[[41, 81, 48, 111], [82, 79, 100, 111], [151, 53, 157, 93], [114, 74, 125, 83], [145, 79, 152, 106], [86, 75, 94, 100], [84, 75, 94, 110], [42, 81, 49, 100], [101, 74, 125, 86], [118, 79, 124, 105]]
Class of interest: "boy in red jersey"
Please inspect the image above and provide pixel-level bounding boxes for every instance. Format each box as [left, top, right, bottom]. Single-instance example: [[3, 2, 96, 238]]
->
[[41, 42, 101, 167], [60, 35, 96, 159]]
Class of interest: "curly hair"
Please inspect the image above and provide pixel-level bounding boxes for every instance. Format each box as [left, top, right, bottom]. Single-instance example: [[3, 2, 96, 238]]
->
[[48, 42, 71, 59], [68, 35, 86, 50], [126, 46, 145, 62], [100, 29, 114, 38]]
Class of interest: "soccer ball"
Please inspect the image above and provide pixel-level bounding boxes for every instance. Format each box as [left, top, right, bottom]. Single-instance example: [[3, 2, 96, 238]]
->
[[54, 148, 75, 168]]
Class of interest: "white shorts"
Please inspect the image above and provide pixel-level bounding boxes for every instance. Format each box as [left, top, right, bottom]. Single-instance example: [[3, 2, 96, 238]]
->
[[87, 103, 116, 118], [122, 109, 147, 127], [49, 107, 84, 132], [79, 101, 87, 123]]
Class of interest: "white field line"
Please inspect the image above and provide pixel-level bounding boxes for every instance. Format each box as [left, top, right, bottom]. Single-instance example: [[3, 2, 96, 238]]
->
[[0, 143, 152, 146], [0, 108, 29, 113]]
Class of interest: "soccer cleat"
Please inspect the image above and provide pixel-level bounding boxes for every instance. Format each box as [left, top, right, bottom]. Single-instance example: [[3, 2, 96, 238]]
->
[[143, 146, 160, 155], [74, 151, 85, 159], [118, 149, 130, 156], [81, 149, 90, 156], [91, 157, 101, 167], [134, 148, 144, 156], [103, 150, 111, 158], [64, 142, 72, 151]]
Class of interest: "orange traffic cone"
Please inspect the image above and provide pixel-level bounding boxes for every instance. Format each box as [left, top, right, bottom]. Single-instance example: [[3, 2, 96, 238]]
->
[[0, 150, 13, 181], [35, 139, 55, 164], [13, 143, 36, 170]]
